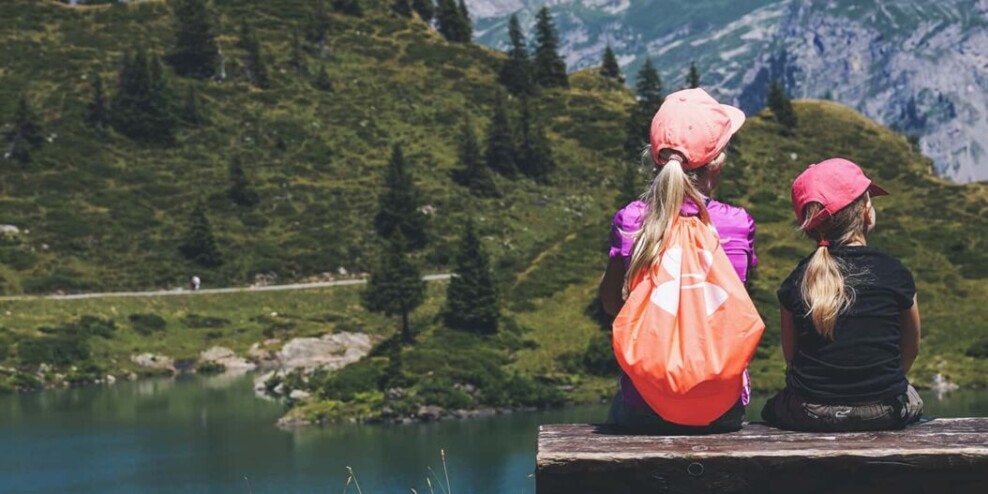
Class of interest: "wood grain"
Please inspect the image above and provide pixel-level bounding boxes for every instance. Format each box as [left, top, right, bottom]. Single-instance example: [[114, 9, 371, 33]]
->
[[536, 419, 988, 493]]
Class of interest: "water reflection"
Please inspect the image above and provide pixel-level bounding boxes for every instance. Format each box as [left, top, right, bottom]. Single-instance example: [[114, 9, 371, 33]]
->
[[0, 375, 984, 494]]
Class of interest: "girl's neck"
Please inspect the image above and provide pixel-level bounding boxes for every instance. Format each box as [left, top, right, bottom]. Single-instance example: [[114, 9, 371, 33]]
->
[[842, 234, 868, 247]]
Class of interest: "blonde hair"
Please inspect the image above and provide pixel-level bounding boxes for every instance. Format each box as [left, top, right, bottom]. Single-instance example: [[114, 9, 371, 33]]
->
[[624, 148, 718, 293], [799, 194, 870, 339]]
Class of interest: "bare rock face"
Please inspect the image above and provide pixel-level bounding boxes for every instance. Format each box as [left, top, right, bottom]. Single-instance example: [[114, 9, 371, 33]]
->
[[275, 331, 375, 371], [199, 346, 257, 372], [473, 0, 988, 182], [130, 353, 176, 373]]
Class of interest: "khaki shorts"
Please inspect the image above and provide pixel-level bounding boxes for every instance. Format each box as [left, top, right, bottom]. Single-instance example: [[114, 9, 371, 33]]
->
[[761, 385, 924, 432]]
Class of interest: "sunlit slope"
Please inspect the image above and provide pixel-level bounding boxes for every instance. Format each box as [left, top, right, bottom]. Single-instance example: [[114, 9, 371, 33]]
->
[[0, 0, 631, 293]]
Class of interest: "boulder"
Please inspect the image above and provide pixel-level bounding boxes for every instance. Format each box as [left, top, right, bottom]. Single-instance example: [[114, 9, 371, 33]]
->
[[275, 331, 375, 371], [289, 389, 311, 401], [199, 346, 256, 372], [130, 353, 176, 373]]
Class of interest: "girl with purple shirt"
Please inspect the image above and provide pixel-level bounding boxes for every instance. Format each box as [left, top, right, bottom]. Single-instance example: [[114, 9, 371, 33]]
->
[[599, 88, 757, 433]]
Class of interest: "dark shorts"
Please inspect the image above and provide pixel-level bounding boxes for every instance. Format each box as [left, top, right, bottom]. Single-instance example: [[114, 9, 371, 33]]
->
[[606, 390, 745, 435], [761, 385, 924, 432]]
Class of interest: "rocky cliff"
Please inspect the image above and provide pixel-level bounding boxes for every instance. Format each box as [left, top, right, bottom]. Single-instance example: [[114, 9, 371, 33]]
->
[[472, 0, 988, 182]]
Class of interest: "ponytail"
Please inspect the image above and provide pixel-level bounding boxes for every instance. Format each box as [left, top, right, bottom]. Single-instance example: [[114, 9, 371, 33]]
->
[[800, 243, 852, 339], [625, 153, 710, 293], [798, 198, 869, 339]]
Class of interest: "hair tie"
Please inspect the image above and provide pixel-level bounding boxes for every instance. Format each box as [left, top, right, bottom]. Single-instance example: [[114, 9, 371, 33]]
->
[[818, 240, 831, 248]]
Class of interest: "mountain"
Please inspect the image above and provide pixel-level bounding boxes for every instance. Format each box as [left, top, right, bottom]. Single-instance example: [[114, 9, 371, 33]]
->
[[0, 0, 629, 294], [471, 0, 988, 183], [1, 0, 987, 416]]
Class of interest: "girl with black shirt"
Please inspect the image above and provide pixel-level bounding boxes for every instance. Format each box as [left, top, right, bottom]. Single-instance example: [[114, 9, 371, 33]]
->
[[762, 158, 924, 432]]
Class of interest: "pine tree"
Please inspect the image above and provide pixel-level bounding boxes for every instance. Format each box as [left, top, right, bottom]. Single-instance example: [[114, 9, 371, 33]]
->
[[238, 20, 269, 88], [624, 57, 663, 158], [168, 0, 218, 79], [686, 61, 701, 89], [111, 51, 176, 144], [498, 14, 535, 96], [228, 156, 260, 207], [306, 0, 332, 46], [5, 95, 43, 165], [180, 203, 222, 267], [457, 0, 473, 42], [312, 65, 333, 91], [767, 79, 798, 135], [393, 0, 412, 17], [362, 237, 425, 343], [289, 26, 307, 75], [182, 85, 205, 125], [484, 92, 516, 176], [375, 145, 428, 250], [599, 45, 623, 83], [516, 98, 554, 183], [148, 54, 177, 144], [436, 0, 467, 43], [333, 0, 364, 17], [533, 7, 568, 88], [444, 221, 499, 334], [454, 117, 498, 197], [86, 70, 109, 129], [412, 0, 435, 23]]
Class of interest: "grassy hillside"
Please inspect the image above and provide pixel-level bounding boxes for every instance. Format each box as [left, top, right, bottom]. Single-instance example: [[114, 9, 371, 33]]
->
[[1, 1, 986, 417], [0, 0, 630, 294]]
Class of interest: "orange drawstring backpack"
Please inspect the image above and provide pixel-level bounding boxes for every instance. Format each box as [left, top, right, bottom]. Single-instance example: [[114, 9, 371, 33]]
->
[[613, 216, 765, 426]]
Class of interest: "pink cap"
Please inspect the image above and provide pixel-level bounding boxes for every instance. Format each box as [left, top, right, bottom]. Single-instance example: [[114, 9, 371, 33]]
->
[[649, 88, 746, 170], [791, 158, 889, 230]]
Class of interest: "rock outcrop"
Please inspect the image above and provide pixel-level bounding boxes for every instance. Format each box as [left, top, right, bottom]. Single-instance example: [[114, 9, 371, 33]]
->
[[473, 0, 988, 182]]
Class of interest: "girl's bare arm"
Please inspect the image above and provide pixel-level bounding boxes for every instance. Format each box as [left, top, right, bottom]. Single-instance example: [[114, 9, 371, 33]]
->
[[599, 257, 626, 316], [781, 307, 797, 365], [899, 295, 921, 374]]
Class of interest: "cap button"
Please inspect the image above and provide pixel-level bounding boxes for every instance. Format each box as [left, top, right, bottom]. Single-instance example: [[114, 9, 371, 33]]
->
[[678, 96, 687, 102]]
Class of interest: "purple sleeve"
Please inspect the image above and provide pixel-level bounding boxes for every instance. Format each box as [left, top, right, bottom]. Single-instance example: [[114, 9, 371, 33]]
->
[[746, 211, 758, 269], [609, 203, 644, 260]]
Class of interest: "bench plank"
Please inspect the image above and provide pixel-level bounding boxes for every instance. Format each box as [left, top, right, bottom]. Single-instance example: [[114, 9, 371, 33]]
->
[[537, 419, 988, 494]]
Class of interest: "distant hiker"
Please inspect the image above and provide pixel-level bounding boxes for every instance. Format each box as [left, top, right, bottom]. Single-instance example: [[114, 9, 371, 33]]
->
[[191, 275, 201, 291], [600, 88, 764, 434], [762, 158, 923, 431]]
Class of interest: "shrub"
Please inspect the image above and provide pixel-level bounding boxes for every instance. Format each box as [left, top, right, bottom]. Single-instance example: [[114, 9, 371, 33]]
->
[[17, 334, 90, 367], [0, 247, 38, 270], [21, 271, 90, 294], [966, 340, 988, 359], [77, 316, 116, 339], [315, 357, 388, 401], [582, 332, 619, 376], [181, 314, 230, 329], [129, 313, 167, 335], [65, 362, 104, 385], [196, 361, 226, 375], [415, 376, 475, 410], [8, 372, 43, 392]]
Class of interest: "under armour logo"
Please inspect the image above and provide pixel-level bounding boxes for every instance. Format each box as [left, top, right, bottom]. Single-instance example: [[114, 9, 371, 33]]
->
[[649, 247, 728, 316]]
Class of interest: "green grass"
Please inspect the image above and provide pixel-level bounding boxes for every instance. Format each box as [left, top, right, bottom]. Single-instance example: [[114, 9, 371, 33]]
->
[[0, 0, 631, 294], [1, 2, 986, 417], [0, 283, 436, 382]]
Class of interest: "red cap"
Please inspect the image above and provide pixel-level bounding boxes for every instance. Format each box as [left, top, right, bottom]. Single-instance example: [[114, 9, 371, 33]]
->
[[791, 158, 888, 230], [649, 88, 746, 170]]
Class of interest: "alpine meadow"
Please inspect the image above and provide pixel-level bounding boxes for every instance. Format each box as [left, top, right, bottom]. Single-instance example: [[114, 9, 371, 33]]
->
[[1, 0, 987, 428]]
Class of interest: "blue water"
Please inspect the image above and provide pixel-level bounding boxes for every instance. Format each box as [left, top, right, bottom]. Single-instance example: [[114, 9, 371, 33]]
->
[[0, 375, 985, 494]]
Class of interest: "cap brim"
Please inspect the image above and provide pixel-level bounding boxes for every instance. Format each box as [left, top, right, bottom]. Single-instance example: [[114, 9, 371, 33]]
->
[[867, 182, 889, 197], [722, 104, 746, 135]]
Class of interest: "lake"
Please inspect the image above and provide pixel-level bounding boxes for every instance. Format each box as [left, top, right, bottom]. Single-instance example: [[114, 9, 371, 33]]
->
[[1, 375, 985, 494]]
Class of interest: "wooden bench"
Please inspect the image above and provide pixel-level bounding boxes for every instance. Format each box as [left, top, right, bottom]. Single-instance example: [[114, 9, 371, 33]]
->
[[537, 419, 988, 493]]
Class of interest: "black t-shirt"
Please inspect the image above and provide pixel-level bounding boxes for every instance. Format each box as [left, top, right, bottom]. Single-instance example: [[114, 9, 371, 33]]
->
[[777, 246, 916, 404]]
